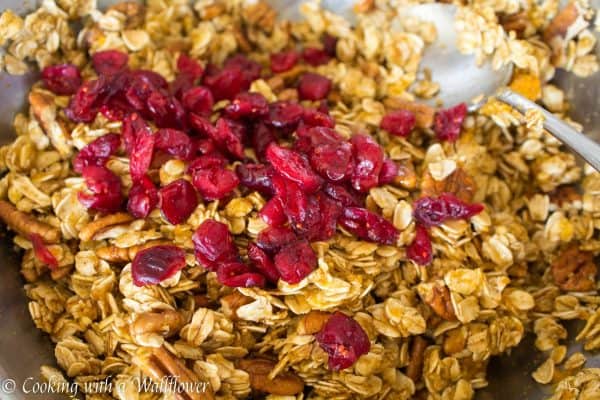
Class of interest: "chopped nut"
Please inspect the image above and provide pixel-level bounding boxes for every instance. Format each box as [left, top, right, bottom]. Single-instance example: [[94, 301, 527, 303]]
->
[[406, 336, 428, 382], [393, 159, 417, 190], [96, 240, 172, 262], [383, 98, 435, 128], [107, 1, 145, 29], [551, 244, 597, 291], [0, 200, 60, 243], [131, 310, 184, 338], [297, 310, 331, 335], [238, 358, 304, 396], [421, 167, 476, 202], [79, 212, 135, 242], [220, 291, 253, 320], [549, 185, 582, 206], [419, 281, 457, 321], [500, 11, 529, 38], [543, 3, 580, 42]]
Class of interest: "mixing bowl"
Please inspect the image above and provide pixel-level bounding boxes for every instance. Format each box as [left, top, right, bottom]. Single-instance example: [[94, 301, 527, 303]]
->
[[0, 1, 598, 399]]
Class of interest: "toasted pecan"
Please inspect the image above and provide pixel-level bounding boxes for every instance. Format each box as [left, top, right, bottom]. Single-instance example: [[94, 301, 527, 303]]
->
[[238, 358, 304, 396], [79, 212, 135, 242], [297, 310, 331, 335], [0, 200, 60, 243], [551, 244, 597, 292]]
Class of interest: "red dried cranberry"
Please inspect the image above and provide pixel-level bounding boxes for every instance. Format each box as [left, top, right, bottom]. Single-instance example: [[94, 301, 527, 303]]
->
[[406, 225, 433, 265], [188, 154, 227, 172], [266, 101, 304, 131], [212, 118, 246, 159], [251, 122, 277, 161], [78, 165, 123, 213], [315, 312, 370, 371], [350, 134, 384, 192], [274, 239, 316, 284], [271, 175, 309, 230], [224, 54, 262, 84], [339, 207, 398, 245], [310, 142, 352, 182], [126, 73, 158, 113], [247, 242, 280, 283], [131, 245, 186, 286], [99, 96, 131, 121], [434, 103, 468, 142], [322, 34, 338, 57], [259, 197, 286, 227], [92, 50, 129, 76], [203, 66, 245, 101], [158, 179, 198, 224], [378, 159, 399, 185], [41, 64, 81, 95], [181, 86, 214, 116], [177, 54, 204, 80], [188, 113, 217, 137], [127, 175, 158, 219], [380, 110, 416, 137], [297, 126, 343, 150], [131, 69, 169, 89], [302, 47, 330, 66], [301, 108, 335, 128], [298, 73, 332, 101], [413, 194, 483, 227], [73, 133, 121, 173], [266, 143, 322, 193], [291, 192, 321, 240], [216, 262, 265, 288], [192, 219, 238, 271], [256, 226, 297, 254], [147, 91, 186, 129], [316, 193, 343, 240], [323, 183, 362, 207], [121, 112, 148, 155], [236, 163, 274, 196], [225, 92, 269, 120], [154, 129, 194, 161], [30, 233, 58, 269], [270, 50, 299, 73], [194, 138, 217, 156], [192, 166, 239, 201], [65, 78, 106, 122], [129, 122, 155, 182]]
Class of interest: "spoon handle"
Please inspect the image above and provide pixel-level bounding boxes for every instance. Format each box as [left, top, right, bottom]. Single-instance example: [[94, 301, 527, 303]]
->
[[495, 88, 600, 172]]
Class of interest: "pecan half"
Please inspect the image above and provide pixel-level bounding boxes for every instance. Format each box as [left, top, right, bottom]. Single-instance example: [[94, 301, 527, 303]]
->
[[383, 98, 435, 128], [220, 291, 253, 320], [421, 167, 476, 202], [238, 358, 304, 396], [406, 336, 428, 383], [551, 245, 597, 292], [96, 240, 172, 262], [393, 159, 417, 190], [0, 200, 60, 244], [29, 90, 71, 158], [543, 3, 580, 42], [500, 11, 529, 38], [419, 281, 457, 321], [297, 310, 331, 335], [79, 212, 135, 242], [549, 185, 581, 207], [132, 310, 185, 338]]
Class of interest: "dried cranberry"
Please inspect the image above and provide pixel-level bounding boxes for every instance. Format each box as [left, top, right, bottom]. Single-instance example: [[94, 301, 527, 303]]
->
[[290, 191, 321, 239], [298, 73, 332, 101], [99, 97, 131, 121], [339, 207, 398, 245], [350, 134, 384, 192], [121, 112, 148, 155], [131, 69, 169, 89], [301, 108, 335, 128], [247, 242, 280, 283], [251, 122, 277, 161], [310, 142, 352, 182], [380, 110, 416, 137], [131, 245, 186, 286], [78, 165, 123, 213], [266, 101, 304, 131], [224, 54, 262, 84], [216, 262, 265, 288], [127, 175, 158, 219], [188, 113, 217, 137], [126, 73, 158, 114], [192, 166, 239, 201], [212, 118, 246, 159], [270, 50, 299, 73], [225, 92, 269, 120], [302, 47, 330, 66], [65, 78, 106, 122], [158, 179, 198, 225], [30, 233, 58, 269], [187, 154, 227, 172], [323, 183, 363, 207], [177, 54, 204, 80], [406, 225, 433, 265], [181, 86, 214, 116], [273, 239, 316, 284], [256, 226, 297, 254], [192, 219, 238, 271], [272, 175, 309, 230], [259, 197, 286, 227], [434, 103, 468, 142], [41, 64, 81, 95], [129, 122, 155, 182], [203, 66, 246, 101], [266, 143, 322, 193], [92, 50, 129, 76], [297, 126, 343, 150], [378, 159, 399, 185], [316, 193, 343, 240], [147, 91, 186, 129], [236, 163, 274, 196], [413, 194, 483, 227], [315, 312, 370, 371], [154, 129, 194, 161], [322, 34, 338, 57], [73, 133, 121, 173]]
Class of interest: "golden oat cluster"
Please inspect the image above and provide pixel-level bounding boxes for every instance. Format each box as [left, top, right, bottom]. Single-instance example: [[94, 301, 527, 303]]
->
[[0, 0, 599, 399]]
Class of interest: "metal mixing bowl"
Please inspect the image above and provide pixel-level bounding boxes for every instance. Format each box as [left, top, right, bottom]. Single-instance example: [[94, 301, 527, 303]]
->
[[0, 1, 598, 399]]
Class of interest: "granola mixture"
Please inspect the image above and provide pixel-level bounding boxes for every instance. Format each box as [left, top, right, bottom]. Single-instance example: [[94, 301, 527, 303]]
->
[[0, 0, 599, 399]]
